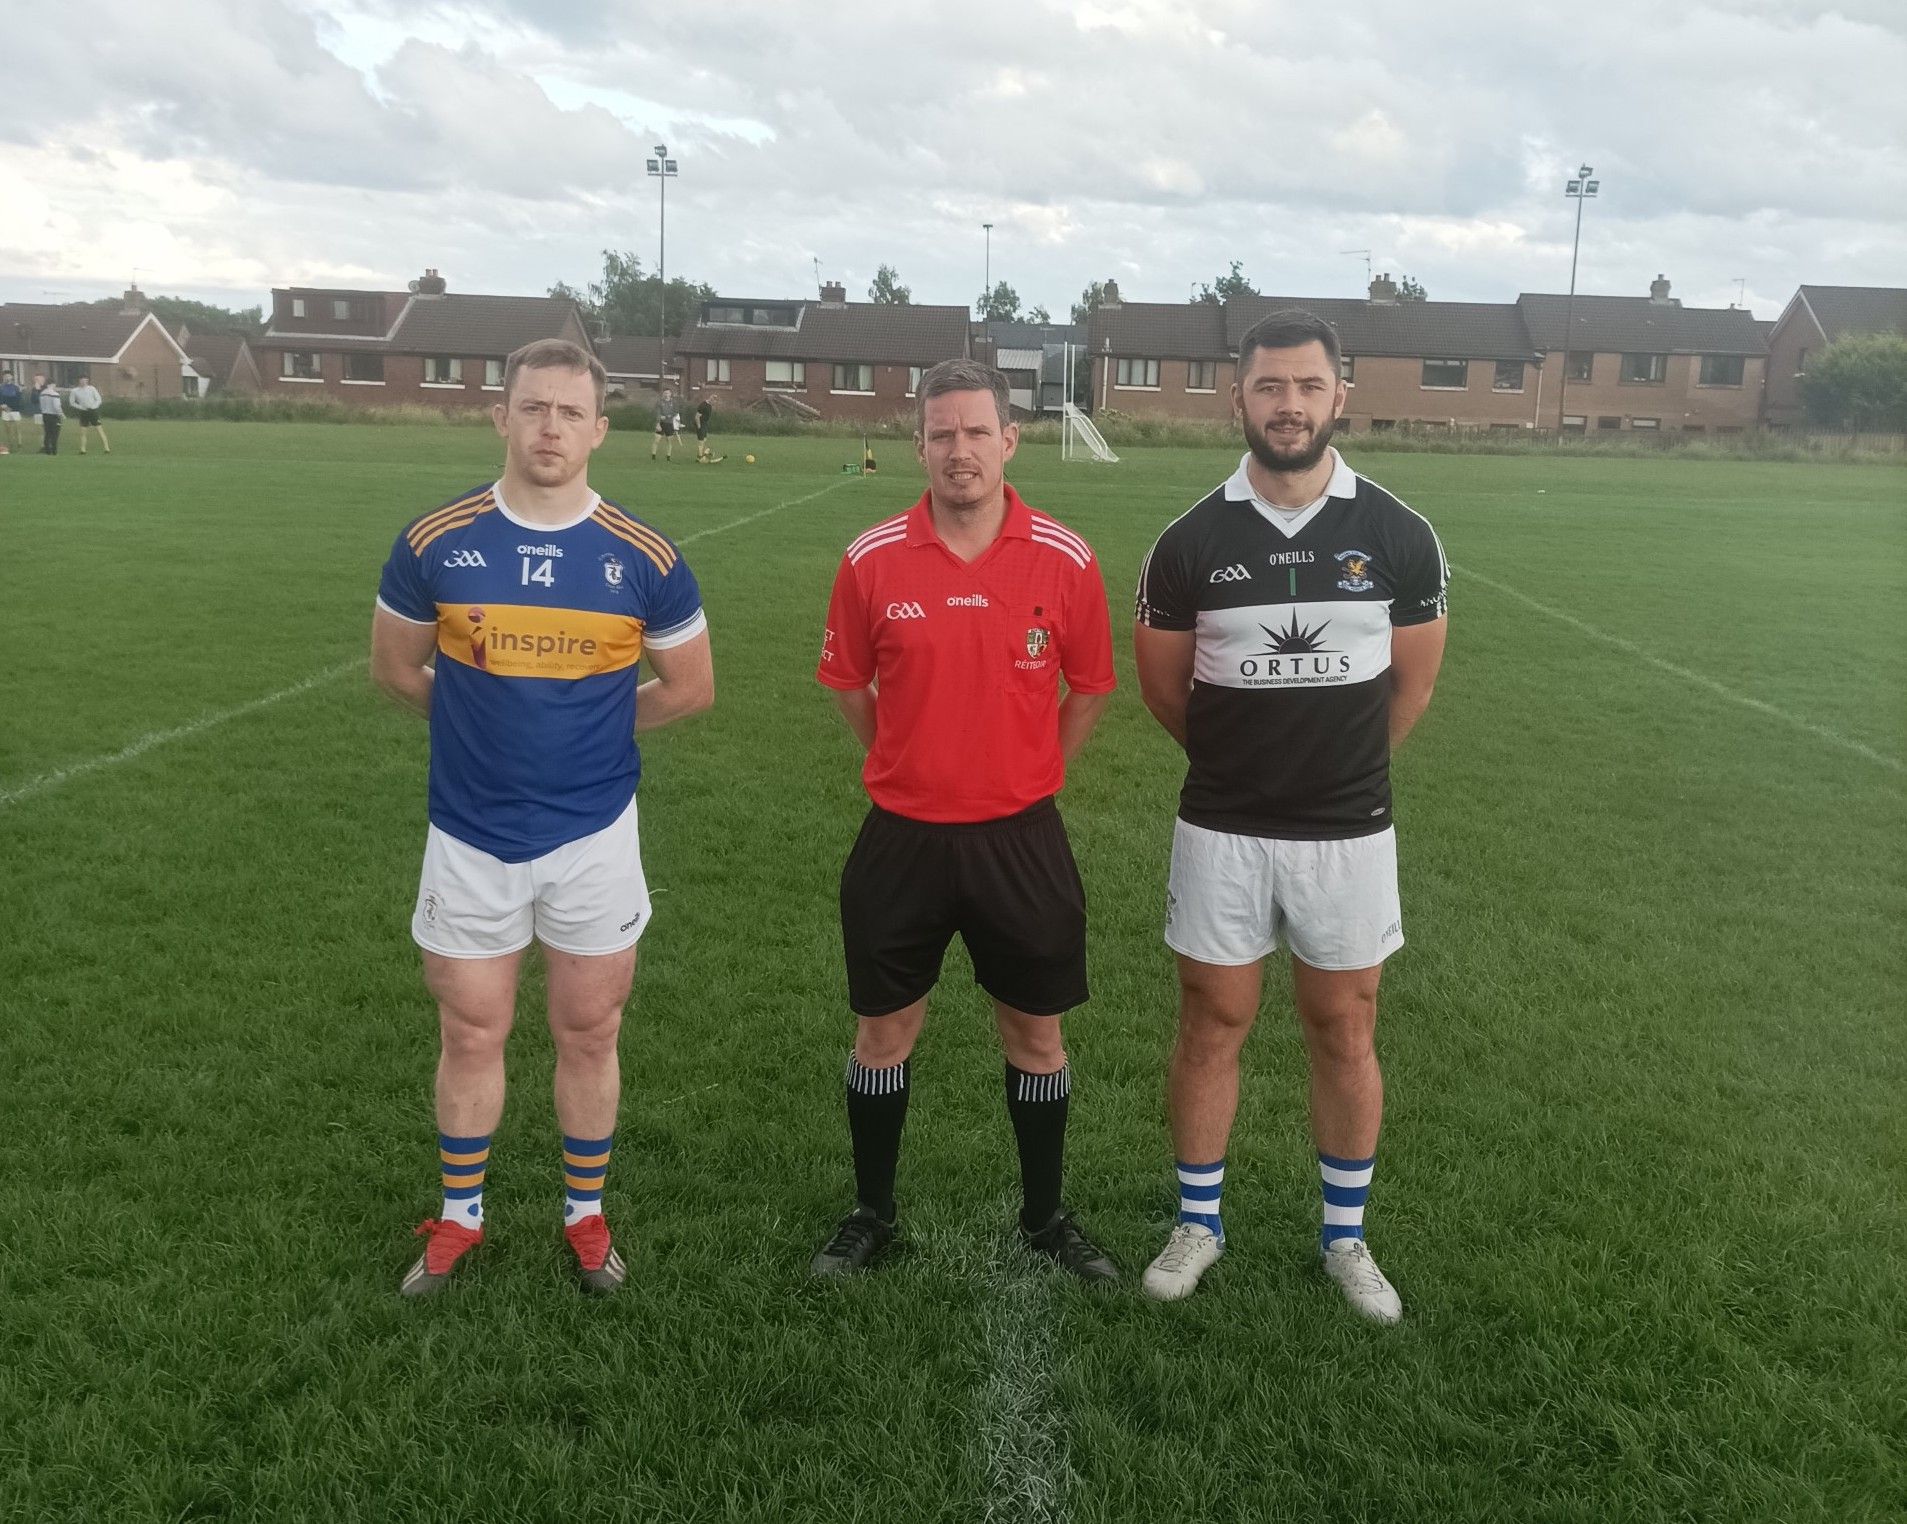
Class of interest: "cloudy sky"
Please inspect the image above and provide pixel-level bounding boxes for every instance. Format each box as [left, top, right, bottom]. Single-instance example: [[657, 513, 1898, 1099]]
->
[[3, 0, 1901, 320]]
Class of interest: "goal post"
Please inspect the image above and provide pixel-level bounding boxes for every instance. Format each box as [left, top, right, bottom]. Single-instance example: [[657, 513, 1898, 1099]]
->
[[1059, 345, 1119, 463]]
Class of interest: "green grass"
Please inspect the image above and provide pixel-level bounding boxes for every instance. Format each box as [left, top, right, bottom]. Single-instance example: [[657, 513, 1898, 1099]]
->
[[1, 423, 1902, 1523]]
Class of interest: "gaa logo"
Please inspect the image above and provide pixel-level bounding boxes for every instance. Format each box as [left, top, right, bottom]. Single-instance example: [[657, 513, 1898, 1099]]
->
[[886, 601, 927, 619], [1209, 563, 1252, 584], [443, 549, 487, 569]]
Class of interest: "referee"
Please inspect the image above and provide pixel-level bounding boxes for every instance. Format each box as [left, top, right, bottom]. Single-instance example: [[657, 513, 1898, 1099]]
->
[[811, 358, 1119, 1280]]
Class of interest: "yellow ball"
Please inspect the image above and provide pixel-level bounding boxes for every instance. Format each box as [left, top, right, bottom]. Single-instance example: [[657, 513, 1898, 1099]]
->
[[745, 453, 756, 464]]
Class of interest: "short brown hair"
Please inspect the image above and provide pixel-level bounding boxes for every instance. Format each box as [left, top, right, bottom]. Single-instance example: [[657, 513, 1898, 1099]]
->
[[1236, 309, 1341, 378], [503, 338, 607, 415], [915, 357, 1012, 433]]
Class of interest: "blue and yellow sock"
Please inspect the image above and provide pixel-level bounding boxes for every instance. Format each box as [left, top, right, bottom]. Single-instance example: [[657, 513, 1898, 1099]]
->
[[563, 1134, 613, 1223], [1319, 1152, 1375, 1250], [1176, 1158, 1224, 1239], [439, 1132, 490, 1228]]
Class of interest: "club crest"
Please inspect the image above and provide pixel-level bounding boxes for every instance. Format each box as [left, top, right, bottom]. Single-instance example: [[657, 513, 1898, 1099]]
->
[[1025, 626, 1050, 658], [1335, 549, 1373, 592], [600, 553, 625, 588]]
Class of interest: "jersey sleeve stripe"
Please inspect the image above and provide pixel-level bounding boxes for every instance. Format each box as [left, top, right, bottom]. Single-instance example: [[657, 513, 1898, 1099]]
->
[[1029, 514, 1093, 561], [411, 503, 493, 556], [1030, 531, 1089, 569], [643, 608, 708, 650], [592, 505, 678, 568], [595, 517, 674, 575], [846, 515, 911, 558], [405, 488, 493, 551], [847, 528, 908, 565], [374, 594, 435, 626], [592, 508, 677, 570]]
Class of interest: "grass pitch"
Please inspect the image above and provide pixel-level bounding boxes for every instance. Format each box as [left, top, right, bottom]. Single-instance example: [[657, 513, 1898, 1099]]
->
[[1, 424, 1902, 1523]]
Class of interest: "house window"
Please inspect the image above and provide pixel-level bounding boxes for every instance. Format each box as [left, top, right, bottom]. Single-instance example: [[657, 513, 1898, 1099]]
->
[[1597, 415, 1623, 430], [1621, 353, 1668, 384], [1698, 354, 1744, 387], [281, 351, 321, 379], [423, 356, 463, 385], [1795, 347, 1808, 376], [1565, 352, 1593, 381], [343, 352, 384, 383], [1630, 417, 1660, 430], [1340, 355, 1356, 385], [1115, 358, 1159, 388], [707, 306, 748, 324], [765, 359, 805, 388], [705, 358, 731, 384], [1186, 360, 1217, 391], [483, 358, 505, 389], [1561, 414, 1587, 433], [1421, 359, 1468, 389], [832, 363, 874, 393], [1493, 360, 1525, 392], [332, 299, 352, 321], [907, 366, 922, 396], [290, 297, 306, 319], [753, 307, 798, 327]]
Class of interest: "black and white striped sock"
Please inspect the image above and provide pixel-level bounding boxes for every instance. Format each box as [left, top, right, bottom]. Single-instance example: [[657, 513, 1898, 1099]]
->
[[845, 1052, 910, 1223], [1004, 1060, 1072, 1232]]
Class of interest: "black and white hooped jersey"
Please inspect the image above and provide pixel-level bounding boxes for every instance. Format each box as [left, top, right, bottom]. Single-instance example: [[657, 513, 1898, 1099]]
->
[[1136, 450, 1447, 840]]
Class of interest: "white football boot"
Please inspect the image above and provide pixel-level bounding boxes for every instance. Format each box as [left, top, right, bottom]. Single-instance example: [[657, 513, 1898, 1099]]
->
[[1142, 1221, 1224, 1301], [1321, 1237, 1403, 1324]]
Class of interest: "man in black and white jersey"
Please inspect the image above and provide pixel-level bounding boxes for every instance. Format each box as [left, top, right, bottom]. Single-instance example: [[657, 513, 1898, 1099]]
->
[[1132, 310, 1447, 1321]]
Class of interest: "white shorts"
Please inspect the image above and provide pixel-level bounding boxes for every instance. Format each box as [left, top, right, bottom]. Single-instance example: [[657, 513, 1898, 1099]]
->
[[0, 409, 18, 422], [413, 795, 652, 959], [1164, 819, 1403, 971]]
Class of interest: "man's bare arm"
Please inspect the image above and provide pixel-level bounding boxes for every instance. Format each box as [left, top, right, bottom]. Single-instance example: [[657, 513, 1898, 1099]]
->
[[1389, 617, 1447, 748], [1133, 623, 1196, 749], [829, 686, 877, 752], [370, 606, 438, 717], [636, 629, 715, 733], [1058, 690, 1111, 762]]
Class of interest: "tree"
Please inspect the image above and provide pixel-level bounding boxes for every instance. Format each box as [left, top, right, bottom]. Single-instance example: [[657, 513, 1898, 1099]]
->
[[1026, 304, 1053, 325], [550, 249, 715, 337], [1071, 280, 1113, 325], [88, 293, 263, 335], [1196, 260, 1259, 305], [1801, 332, 1907, 431], [1397, 275, 1428, 302], [975, 281, 1020, 322], [868, 264, 912, 305]]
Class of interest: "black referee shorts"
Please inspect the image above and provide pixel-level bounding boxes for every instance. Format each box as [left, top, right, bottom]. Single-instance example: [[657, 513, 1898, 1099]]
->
[[840, 797, 1088, 1018]]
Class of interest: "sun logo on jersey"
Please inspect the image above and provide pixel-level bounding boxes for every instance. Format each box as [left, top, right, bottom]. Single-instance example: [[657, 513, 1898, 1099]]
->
[[1257, 613, 1333, 654]]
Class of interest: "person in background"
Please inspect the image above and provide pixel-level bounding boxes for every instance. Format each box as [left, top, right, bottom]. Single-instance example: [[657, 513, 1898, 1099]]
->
[[37, 376, 63, 455], [68, 375, 110, 455]]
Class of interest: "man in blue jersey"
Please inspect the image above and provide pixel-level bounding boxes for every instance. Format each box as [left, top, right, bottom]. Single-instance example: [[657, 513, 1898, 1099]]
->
[[372, 338, 714, 1296]]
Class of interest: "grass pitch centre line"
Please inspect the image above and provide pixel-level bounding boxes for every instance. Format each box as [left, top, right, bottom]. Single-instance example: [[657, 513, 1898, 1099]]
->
[[0, 658, 369, 808], [1456, 562, 1905, 775], [674, 476, 857, 545]]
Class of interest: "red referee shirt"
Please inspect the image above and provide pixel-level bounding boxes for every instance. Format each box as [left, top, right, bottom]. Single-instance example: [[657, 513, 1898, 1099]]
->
[[818, 486, 1116, 823]]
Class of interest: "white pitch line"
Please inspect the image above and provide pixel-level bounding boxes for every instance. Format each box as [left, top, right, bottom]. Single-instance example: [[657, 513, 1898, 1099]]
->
[[674, 476, 856, 545], [1, 476, 861, 809], [0, 658, 368, 809], [1456, 564, 1905, 775]]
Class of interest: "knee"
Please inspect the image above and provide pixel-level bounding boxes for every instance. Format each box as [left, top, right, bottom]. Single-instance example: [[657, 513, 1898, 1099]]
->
[[551, 1003, 624, 1061], [440, 1006, 510, 1064], [855, 1015, 919, 1069], [1177, 991, 1256, 1062], [998, 1012, 1066, 1073], [1300, 998, 1378, 1067]]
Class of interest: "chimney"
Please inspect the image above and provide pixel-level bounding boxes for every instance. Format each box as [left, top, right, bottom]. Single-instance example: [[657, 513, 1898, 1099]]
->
[[1101, 278, 1122, 309], [819, 280, 847, 306], [1369, 272, 1398, 303], [121, 285, 148, 315], [415, 267, 448, 297], [1649, 273, 1672, 304]]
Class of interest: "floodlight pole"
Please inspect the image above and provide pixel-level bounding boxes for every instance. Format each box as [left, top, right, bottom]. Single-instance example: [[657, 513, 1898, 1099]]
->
[[647, 144, 679, 349], [982, 222, 993, 348], [1556, 162, 1598, 436]]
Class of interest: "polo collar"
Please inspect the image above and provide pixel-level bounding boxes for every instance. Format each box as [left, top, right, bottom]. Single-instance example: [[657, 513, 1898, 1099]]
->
[[1221, 447, 1357, 539], [905, 484, 1034, 547]]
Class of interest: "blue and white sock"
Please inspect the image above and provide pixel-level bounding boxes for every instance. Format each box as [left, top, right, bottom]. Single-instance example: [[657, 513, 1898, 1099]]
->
[[1176, 1159, 1224, 1239], [563, 1133, 613, 1224], [1319, 1152, 1375, 1250]]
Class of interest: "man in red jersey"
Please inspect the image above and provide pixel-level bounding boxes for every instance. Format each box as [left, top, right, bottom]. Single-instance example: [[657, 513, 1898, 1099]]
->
[[809, 359, 1118, 1280]]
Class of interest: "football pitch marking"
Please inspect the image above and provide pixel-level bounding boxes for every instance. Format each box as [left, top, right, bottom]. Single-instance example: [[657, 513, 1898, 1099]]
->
[[0, 477, 858, 809], [1457, 564, 1906, 775], [967, 1218, 1070, 1524], [0, 658, 369, 809]]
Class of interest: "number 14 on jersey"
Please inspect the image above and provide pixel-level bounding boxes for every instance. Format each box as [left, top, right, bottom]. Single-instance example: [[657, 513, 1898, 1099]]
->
[[522, 557, 555, 587]]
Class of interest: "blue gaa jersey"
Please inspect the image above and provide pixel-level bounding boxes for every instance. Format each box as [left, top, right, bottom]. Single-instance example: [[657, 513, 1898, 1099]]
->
[[377, 481, 705, 862]]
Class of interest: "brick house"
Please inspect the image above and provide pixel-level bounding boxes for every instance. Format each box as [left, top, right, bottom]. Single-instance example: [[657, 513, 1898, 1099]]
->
[[597, 334, 679, 397], [1516, 278, 1766, 435], [672, 284, 971, 423], [1761, 285, 1907, 428], [1086, 274, 1767, 434], [176, 326, 263, 396], [0, 289, 194, 399], [254, 270, 592, 407]]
